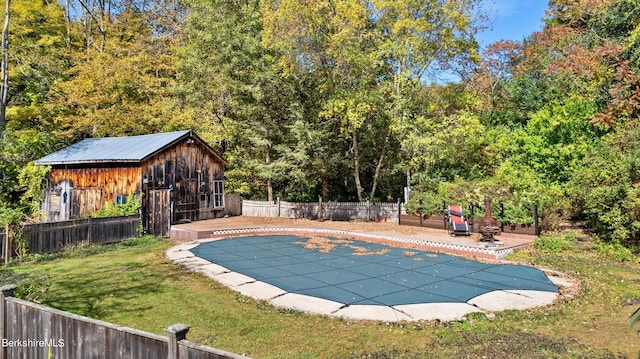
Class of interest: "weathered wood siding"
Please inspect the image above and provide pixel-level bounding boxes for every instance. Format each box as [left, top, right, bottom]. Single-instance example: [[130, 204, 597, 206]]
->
[[0, 216, 140, 260], [142, 138, 225, 224], [0, 292, 252, 359], [147, 189, 171, 237], [223, 194, 242, 216], [39, 132, 226, 236], [44, 166, 142, 220]]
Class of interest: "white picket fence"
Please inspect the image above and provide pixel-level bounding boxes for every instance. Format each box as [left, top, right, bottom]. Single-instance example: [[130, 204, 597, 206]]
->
[[242, 199, 402, 222]]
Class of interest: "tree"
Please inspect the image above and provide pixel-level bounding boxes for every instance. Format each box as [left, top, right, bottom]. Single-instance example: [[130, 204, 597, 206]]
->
[[569, 124, 640, 243], [261, 0, 486, 201], [0, 129, 58, 207], [177, 0, 307, 201], [373, 0, 486, 198], [0, 0, 8, 134], [514, 0, 640, 128], [469, 40, 521, 126], [0, 0, 68, 135], [52, 7, 178, 140]]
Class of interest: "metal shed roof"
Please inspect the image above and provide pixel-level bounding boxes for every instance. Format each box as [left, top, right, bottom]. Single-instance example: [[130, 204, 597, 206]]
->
[[35, 130, 194, 165]]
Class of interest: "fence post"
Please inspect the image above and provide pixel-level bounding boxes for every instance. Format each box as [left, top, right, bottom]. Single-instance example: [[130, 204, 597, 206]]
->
[[87, 217, 93, 244], [0, 285, 17, 359], [499, 202, 504, 233], [165, 323, 190, 359], [442, 201, 447, 230], [397, 199, 402, 225], [276, 197, 281, 218], [319, 196, 323, 221], [3, 224, 8, 265], [534, 204, 539, 236], [469, 202, 474, 233], [418, 200, 423, 227]]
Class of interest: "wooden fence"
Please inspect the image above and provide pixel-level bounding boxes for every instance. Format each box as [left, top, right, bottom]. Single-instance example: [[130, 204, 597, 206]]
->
[[242, 199, 401, 222], [0, 215, 140, 262], [400, 214, 538, 236], [222, 194, 242, 217], [0, 285, 251, 359]]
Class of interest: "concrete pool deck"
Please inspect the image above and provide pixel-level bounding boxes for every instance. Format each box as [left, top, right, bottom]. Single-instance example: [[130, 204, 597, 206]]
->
[[167, 217, 576, 322]]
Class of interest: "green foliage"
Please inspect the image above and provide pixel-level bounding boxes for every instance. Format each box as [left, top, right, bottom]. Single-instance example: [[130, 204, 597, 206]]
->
[[502, 202, 534, 225], [4, 0, 68, 117], [406, 178, 539, 225], [0, 130, 59, 206], [0, 207, 27, 259], [500, 97, 603, 185], [18, 162, 50, 218], [92, 194, 141, 218], [1, 0, 640, 246], [0, 206, 22, 227], [0, 269, 50, 303], [401, 110, 488, 181], [4, 235, 161, 266], [52, 8, 177, 139], [534, 234, 576, 252], [592, 240, 639, 263], [568, 124, 640, 244], [404, 191, 442, 216]]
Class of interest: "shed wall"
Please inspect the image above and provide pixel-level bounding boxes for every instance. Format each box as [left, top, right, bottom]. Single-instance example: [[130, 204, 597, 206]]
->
[[44, 167, 141, 221], [142, 139, 225, 224]]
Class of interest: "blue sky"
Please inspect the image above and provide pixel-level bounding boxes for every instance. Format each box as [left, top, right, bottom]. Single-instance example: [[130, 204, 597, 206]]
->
[[476, 1, 549, 48]]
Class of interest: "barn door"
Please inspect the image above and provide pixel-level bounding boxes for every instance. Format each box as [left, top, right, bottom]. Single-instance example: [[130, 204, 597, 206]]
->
[[71, 187, 102, 218], [147, 189, 171, 237], [173, 179, 198, 223], [49, 180, 72, 221]]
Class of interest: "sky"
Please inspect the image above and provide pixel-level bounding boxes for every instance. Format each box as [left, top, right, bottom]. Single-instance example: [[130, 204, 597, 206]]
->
[[476, 0, 549, 48]]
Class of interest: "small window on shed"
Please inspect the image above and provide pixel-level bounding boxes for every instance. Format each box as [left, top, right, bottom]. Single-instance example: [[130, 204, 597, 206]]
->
[[115, 194, 128, 205], [213, 180, 224, 208]]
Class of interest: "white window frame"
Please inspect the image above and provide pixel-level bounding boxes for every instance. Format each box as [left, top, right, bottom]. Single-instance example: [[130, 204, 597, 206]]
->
[[212, 180, 225, 208]]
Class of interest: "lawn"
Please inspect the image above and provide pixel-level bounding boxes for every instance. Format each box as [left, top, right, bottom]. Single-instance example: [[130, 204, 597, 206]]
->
[[2, 235, 639, 358]]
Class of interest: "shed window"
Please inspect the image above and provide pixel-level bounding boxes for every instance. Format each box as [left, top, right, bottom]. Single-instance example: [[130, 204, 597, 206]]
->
[[213, 180, 224, 208], [115, 194, 128, 205]]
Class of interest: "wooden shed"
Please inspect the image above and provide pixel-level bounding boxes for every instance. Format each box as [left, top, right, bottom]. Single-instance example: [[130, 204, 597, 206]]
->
[[35, 130, 227, 237]]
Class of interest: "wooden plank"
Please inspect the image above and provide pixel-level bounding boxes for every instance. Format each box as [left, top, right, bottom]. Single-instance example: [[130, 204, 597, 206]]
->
[[4, 296, 246, 359]]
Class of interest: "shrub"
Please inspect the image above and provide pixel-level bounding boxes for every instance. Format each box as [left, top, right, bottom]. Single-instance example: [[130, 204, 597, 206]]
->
[[404, 191, 443, 216], [92, 194, 141, 218], [534, 234, 576, 252], [0, 269, 50, 303], [502, 202, 534, 225], [568, 124, 640, 244], [592, 240, 639, 263]]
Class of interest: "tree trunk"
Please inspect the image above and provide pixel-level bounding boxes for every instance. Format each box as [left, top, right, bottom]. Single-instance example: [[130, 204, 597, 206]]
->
[[266, 151, 273, 202], [64, 0, 71, 48], [370, 152, 384, 201], [0, 0, 9, 135], [321, 175, 329, 200], [406, 169, 411, 202], [352, 131, 363, 202], [370, 128, 391, 201]]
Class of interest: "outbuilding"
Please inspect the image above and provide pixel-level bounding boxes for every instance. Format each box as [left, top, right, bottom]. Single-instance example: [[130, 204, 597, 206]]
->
[[35, 130, 227, 236]]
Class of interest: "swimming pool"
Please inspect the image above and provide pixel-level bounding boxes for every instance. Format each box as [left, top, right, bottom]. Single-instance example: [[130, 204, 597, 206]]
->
[[189, 234, 558, 308]]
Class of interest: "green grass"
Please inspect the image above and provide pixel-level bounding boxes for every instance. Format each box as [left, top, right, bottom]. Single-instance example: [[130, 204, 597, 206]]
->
[[1, 236, 639, 358]]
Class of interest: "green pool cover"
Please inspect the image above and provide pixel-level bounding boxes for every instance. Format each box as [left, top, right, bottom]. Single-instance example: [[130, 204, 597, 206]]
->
[[190, 235, 558, 306]]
